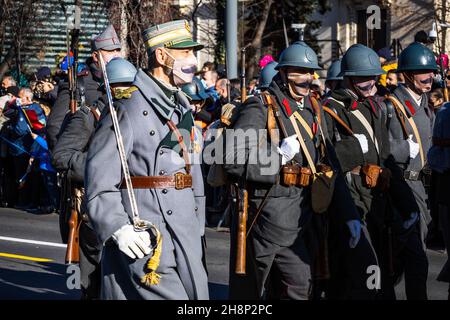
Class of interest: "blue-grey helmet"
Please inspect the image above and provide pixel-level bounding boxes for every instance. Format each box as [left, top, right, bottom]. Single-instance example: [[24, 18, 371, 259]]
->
[[181, 77, 211, 102], [275, 41, 322, 70], [106, 58, 137, 84], [326, 59, 343, 81], [397, 42, 438, 73], [339, 44, 386, 77], [259, 61, 278, 89]]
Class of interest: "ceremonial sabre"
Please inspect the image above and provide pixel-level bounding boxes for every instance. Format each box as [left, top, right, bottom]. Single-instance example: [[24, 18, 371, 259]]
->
[[98, 55, 154, 232]]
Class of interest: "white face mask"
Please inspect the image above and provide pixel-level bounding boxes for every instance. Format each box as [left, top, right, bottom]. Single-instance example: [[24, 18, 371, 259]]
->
[[165, 50, 198, 86]]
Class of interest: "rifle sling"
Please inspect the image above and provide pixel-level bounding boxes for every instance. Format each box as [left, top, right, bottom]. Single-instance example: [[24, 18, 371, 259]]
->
[[323, 106, 354, 136], [246, 185, 274, 237]]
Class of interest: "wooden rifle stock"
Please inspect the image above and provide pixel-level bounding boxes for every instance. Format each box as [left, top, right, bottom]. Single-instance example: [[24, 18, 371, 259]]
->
[[65, 208, 81, 264], [235, 188, 248, 275], [444, 86, 449, 102]]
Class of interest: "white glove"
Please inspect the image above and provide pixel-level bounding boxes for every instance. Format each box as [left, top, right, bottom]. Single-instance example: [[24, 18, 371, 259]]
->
[[277, 135, 300, 165], [354, 134, 369, 154], [403, 212, 419, 230], [407, 134, 420, 159], [346, 220, 361, 249], [112, 224, 152, 259]]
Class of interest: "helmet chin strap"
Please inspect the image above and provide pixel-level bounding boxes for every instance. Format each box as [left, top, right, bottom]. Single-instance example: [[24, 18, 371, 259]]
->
[[288, 82, 306, 101], [403, 72, 424, 96]]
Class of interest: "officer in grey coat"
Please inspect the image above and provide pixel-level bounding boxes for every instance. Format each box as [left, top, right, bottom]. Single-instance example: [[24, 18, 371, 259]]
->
[[428, 101, 450, 300], [223, 41, 365, 300], [52, 58, 137, 299], [382, 42, 437, 300], [85, 20, 208, 300]]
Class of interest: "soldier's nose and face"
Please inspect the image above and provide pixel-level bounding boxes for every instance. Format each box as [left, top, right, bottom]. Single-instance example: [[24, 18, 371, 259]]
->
[[350, 76, 377, 98], [94, 49, 122, 66], [411, 71, 434, 93], [285, 67, 314, 98]]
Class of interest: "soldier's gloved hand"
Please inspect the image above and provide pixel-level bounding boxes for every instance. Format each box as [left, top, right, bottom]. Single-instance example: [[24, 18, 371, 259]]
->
[[112, 224, 152, 259], [403, 212, 419, 230], [354, 134, 369, 154], [407, 135, 420, 159], [346, 220, 361, 249], [277, 135, 300, 165]]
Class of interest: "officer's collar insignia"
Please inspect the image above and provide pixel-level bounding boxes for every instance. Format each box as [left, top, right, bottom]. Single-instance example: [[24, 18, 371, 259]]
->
[[404, 100, 416, 116], [351, 100, 358, 110], [282, 98, 292, 116], [112, 86, 138, 99]]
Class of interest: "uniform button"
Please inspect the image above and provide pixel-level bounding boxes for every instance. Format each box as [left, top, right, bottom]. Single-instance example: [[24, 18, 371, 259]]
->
[[150, 130, 155, 136], [159, 150, 164, 155], [159, 170, 166, 175], [167, 210, 173, 215], [162, 189, 168, 194], [195, 206, 198, 211], [143, 111, 148, 116]]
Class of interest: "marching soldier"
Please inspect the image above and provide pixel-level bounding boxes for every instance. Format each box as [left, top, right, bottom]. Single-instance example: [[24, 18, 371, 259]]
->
[[52, 58, 136, 299], [428, 101, 450, 300], [85, 20, 208, 300], [322, 44, 417, 299], [382, 42, 437, 299], [47, 24, 121, 151], [223, 41, 366, 300], [323, 44, 396, 295]]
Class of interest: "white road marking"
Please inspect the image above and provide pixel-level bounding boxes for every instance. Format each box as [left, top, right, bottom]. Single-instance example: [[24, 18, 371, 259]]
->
[[0, 236, 67, 248]]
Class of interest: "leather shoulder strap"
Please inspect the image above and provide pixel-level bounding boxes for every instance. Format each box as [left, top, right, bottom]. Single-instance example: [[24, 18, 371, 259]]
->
[[322, 106, 354, 136], [289, 115, 317, 174], [386, 95, 425, 167], [167, 120, 191, 174]]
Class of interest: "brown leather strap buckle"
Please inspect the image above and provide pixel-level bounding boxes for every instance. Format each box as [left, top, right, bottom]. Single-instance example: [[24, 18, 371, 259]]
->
[[175, 172, 192, 190]]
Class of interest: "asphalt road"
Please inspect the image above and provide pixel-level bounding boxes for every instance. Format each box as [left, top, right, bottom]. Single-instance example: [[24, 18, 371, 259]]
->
[[0, 208, 447, 300]]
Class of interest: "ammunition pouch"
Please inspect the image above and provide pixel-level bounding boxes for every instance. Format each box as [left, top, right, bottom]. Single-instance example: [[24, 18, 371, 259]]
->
[[281, 164, 312, 187], [361, 164, 381, 189]]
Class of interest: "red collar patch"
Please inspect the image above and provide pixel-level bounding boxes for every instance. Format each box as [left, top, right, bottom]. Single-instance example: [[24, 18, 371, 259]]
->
[[351, 100, 358, 110], [404, 100, 416, 116], [282, 98, 292, 116]]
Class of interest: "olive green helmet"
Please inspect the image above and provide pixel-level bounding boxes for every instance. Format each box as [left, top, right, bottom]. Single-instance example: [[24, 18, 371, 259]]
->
[[339, 44, 385, 77], [275, 41, 322, 70], [397, 42, 438, 73]]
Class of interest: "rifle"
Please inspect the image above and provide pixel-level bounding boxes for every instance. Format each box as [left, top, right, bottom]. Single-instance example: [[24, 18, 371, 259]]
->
[[235, 45, 249, 274], [235, 184, 248, 275], [67, 3, 81, 114], [64, 4, 82, 264], [65, 187, 82, 264]]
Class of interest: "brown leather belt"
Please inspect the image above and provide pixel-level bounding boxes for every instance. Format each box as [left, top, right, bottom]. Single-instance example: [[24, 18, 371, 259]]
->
[[120, 173, 192, 190]]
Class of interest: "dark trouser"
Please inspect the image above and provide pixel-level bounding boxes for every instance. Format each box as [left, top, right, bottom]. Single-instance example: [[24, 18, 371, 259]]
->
[[250, 231, 312, 300], [328, 220, 379, 300], [345, 173, 391, 299], [79, 222, 102, 300], [393, 225, 428, 300]]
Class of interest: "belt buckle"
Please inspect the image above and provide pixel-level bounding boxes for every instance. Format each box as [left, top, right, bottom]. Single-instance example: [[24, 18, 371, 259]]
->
[[405, 171, 419, 181], [175, 172, 186, 190]]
